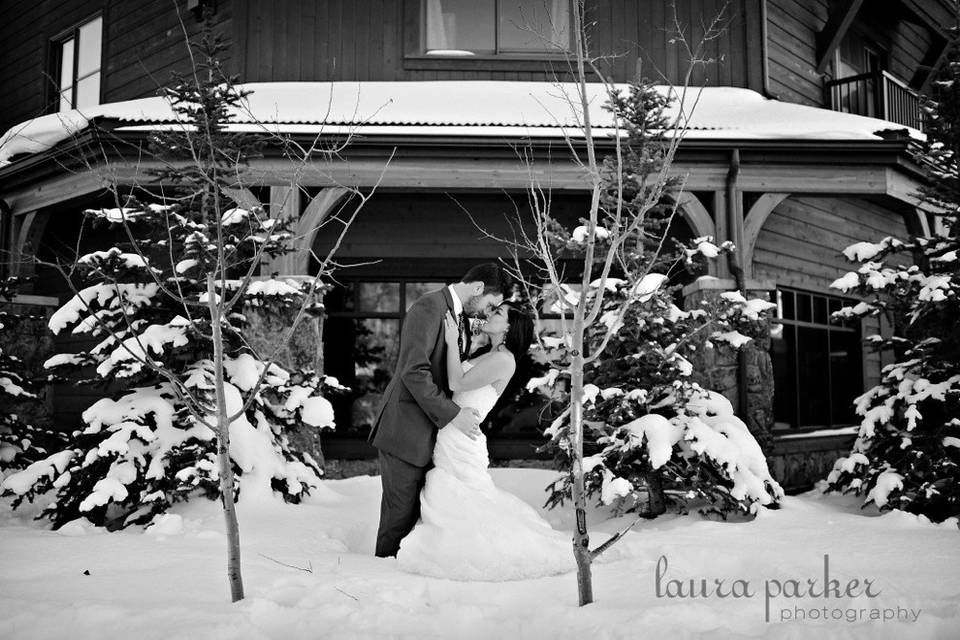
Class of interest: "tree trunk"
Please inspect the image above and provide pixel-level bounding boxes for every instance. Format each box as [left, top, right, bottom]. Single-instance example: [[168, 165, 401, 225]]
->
[[643, 469, 667, 518], [208, 275, 245, 602], [570, 329, 594, 606]]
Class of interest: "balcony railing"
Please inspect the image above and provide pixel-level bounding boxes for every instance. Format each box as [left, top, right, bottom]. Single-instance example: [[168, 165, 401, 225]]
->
[[825, 70, 924, 132]]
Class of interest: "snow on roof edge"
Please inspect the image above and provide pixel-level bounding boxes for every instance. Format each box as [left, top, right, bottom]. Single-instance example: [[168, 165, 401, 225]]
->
[[0, 81, 923, 167]]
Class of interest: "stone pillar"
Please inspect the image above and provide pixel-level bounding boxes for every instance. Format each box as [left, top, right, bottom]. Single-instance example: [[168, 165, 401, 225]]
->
[[241, 184, 333, 469], [682, 277, 776, 454], [243, 275, 327, 468]]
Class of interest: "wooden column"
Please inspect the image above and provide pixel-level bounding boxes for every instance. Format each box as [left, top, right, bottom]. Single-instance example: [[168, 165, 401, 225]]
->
[[264, 186, 350, 277], [712, 191, 731, 279], [12, 210, 49, 281], [676, 191, 718, 277]]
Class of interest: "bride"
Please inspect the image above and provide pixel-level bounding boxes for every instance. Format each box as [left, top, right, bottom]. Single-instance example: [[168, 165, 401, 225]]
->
[[396, 302, 572, 581]]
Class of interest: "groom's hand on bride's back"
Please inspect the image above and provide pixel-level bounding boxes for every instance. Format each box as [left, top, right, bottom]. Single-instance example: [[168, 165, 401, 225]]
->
[[449, 407, 482, 440]]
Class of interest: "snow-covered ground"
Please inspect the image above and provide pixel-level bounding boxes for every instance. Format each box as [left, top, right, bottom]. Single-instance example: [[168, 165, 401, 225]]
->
[[1, 468, 957, 640]]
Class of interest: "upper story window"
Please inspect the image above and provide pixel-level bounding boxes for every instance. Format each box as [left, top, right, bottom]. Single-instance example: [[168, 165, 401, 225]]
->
[[423, 0, 572, 56], [53, 15, 103, 112]]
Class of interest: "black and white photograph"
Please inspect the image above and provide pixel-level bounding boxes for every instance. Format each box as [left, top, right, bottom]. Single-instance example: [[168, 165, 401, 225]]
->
[[0, 0, 957, 638]]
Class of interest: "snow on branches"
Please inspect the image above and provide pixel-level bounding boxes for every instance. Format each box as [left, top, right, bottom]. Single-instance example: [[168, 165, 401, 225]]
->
[[825, 41, 960, 522], [538, 272, 783, 518], [1, 197, 339, 530]]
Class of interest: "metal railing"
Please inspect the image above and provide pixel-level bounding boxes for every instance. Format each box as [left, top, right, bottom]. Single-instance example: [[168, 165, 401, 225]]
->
[[825, 70, 924, 131]]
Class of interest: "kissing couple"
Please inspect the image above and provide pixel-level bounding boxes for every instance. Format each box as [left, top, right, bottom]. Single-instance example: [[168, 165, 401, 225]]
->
[[368, 263, 571, 581]]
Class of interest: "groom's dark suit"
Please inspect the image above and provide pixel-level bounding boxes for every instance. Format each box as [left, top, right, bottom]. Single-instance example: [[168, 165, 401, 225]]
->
[[369, 287, 462, 557]]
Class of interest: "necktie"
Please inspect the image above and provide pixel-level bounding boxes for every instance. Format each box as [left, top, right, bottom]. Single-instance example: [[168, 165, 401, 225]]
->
[[457, 312, 466, 359]]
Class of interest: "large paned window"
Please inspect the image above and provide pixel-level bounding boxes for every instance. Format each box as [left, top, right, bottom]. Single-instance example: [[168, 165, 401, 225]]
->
[[53, 15, 103, 111], [423, 0, 572, 56], [322, 277, 558, 442], [770, 287, 863, 430]]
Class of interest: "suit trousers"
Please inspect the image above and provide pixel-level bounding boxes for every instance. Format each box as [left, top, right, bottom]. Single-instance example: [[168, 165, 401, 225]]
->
[[375, 449, 430, 558]]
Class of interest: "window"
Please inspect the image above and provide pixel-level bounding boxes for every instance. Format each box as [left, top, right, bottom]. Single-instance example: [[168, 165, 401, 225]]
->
[[770, 287, 863, 430], [53, 15, 102, 111], [422, 0, 572, 56]]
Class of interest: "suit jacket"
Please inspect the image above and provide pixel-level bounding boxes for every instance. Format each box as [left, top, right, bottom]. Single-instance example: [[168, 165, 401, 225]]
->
[[368, 287, 461, 467]]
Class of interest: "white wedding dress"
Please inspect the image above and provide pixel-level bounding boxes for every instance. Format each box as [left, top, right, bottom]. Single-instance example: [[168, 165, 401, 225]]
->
[[397, 361, 572, 581]]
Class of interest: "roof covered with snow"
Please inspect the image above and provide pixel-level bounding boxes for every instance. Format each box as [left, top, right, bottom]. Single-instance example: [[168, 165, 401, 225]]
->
[[0, 81, 921, 167]]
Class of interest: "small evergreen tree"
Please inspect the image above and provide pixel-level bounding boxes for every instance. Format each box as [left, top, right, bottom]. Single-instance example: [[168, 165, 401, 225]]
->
[[825, 31, 960, 523], [540, 278, 784, 523], [534, 81, 783, 525], [501, 1, 781, 601], [0, 23, 341, 532], [0, 15, 374, 601]]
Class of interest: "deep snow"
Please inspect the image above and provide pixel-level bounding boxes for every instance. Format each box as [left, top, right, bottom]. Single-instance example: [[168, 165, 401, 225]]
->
[[1, 468, 958, 640]]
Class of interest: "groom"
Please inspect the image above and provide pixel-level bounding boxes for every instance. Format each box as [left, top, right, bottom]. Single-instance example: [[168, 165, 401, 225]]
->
[[370, 263, 512, 558]]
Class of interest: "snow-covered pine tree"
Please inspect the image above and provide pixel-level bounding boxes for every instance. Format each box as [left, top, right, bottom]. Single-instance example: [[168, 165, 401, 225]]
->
[[539, 278, 784, 522], [0, 20, 341, 536], [825, 29, 960, 523], [502, 2, 783, 599], [533, 81, 783, 523]]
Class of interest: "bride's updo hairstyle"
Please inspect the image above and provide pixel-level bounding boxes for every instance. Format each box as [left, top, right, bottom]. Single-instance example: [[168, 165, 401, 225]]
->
[[501, 302, 535, 360]]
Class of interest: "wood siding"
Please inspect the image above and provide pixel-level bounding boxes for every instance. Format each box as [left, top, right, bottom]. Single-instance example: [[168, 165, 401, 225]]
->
[[233, 0, 763, 88], [765, 0, 828, 105], [0, 0, 233, 135], [765, 0, 939, 106], [751, 195, 910, 389], [102, 1, 234, 105], [1, 0, 943, 137], [310, 191, 590, 267]]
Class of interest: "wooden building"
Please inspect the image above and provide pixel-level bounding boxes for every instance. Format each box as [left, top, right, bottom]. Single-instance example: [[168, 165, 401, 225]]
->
[[0, 0, 952, 490]]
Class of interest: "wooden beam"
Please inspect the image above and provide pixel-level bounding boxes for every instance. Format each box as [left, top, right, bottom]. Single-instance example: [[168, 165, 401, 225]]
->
[[269, 185, 301, 220], [12, 210, 50, 278], [911, 207, 931, 237], [914, 39, 951, 94], [47, 156, 731, 191], [738, 165, 887, 194], [743, 192, 790, 279], [0, 159, 909, 217], [675, 191, 715, 239], [816, 0, 865, 75], [5, 171, 108, 215], [899, 0, 952, 40], [885, 167, 937, 212], [221, 186, 263, 211], [713, 191, 730, 279], [265, 186, 350, 276]]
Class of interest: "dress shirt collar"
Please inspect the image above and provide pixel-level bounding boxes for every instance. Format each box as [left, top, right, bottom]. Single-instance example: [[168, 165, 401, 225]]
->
[[447, 284, 464, 317]]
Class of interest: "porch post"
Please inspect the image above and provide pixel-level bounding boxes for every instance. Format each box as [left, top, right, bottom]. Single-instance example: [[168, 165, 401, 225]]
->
[[12, 210, 50, 282], [243, 185, 350, 469]]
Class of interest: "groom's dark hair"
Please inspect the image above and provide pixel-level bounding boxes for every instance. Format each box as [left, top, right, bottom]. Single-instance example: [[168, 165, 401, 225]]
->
[[460, 262, 513, 296]]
